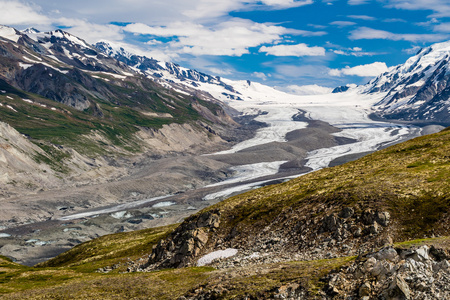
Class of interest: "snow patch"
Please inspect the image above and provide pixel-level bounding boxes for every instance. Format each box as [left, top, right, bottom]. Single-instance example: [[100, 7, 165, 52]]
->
[[19, 62, 33, 70], [6, 105, 17, 112], [58, 194, 173, 221], [0, 26, 20, 42], [197, 248, 238, 266], [0, 233, 11, 238]]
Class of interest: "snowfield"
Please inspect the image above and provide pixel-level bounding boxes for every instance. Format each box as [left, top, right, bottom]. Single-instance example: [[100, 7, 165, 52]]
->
[[199, 84, 421, 201]]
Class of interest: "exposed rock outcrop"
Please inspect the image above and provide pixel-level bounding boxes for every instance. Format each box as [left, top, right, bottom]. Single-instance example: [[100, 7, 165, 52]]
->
[[140, 206, 393, 271], [324, 245, 450, 299], [137, 210, 221, 270]]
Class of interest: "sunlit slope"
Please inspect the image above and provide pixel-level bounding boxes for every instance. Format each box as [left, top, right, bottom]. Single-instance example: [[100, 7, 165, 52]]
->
[[210, 126, 450, 239]]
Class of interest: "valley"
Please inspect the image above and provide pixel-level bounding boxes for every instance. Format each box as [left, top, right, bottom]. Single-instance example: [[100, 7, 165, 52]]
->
[[0, 86, 424, 266], [0, 22, 448, 299]]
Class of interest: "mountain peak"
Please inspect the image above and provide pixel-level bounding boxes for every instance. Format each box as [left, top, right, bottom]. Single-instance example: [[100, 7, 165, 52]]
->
[[21, 27, 40, 34], [0, 24, 22, 43], [365, 39, 450, 126]]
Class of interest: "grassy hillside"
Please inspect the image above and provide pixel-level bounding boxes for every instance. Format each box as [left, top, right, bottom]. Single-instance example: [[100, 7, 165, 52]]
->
[[207, 126, 450, 240], [0, 128, 448, 299]]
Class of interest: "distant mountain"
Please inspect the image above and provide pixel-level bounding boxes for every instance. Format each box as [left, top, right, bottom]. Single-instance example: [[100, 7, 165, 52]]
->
[[0, 25, 235, 194], [364, 41, 450, 126], [95, 41, 243, 101]]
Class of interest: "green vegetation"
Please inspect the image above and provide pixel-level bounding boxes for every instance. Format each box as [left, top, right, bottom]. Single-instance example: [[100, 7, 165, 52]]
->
[[204, 127, 450, 241], [0, 74, 220, 160], [38, 224, 178, 272], [0, 250, 354, 299], [0, 129, 449, 298]]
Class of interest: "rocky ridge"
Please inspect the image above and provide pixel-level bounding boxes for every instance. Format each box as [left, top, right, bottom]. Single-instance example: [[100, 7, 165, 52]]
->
[[363, 41, 450, 125], [0, 25, 241, 199], [324, 245, 450, 299]]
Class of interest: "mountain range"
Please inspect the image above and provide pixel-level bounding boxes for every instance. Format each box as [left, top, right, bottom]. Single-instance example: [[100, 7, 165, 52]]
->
[[0, 25, 449, 299], [365, 41, 450, 126], [0, 25, 240, 198]]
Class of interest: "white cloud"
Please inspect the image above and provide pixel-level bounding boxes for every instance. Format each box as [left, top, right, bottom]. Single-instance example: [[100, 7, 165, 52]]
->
[[208, 67, 233, 75], [280, 84, 333, 95], [57, 18, 124, 44], [385, 0, 450, 17], [275, 64, 331, 78], [403, 45, 422, 54], [330, 21, 356, 27], [0, 1, 50, 26], [259, 43, 326, 56], [182, 0, 313, 20], [347, 15, 376, 21], [124, 19, 326, 57], [349, 27, 449, 42], [383, 18, 407, 23], [308, 24, 327, 29], [348, 0, 370, 5], [252, 72, 269, 80], [434, 23, 450, 33], [259, 0, 313, 8], [329, 62, 389, 77]]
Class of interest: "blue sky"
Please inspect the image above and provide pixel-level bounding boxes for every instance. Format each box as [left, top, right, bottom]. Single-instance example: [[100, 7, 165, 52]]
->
[[1, 0, 450, 93]]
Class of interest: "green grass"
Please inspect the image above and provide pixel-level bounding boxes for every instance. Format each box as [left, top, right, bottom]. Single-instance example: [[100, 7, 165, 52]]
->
[[38, 224, 179, 272], [0, 253, 354, 299], [0, 73, 223, 159], [201, 127, 450, 241]]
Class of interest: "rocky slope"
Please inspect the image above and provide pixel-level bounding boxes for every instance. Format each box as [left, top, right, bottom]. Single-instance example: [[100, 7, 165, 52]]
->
[[128, 127, 450, 298], [2, 127, 446, 299], [363, 41, 450, 126], [0, 25, 239, 197]]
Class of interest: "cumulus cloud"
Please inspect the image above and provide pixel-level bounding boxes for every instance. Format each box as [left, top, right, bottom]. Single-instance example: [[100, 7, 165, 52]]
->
[[124, 19, 326, 57], [259, 43, 326, 56], [349, 27, 449, 42], [57, 18, 124, 44], [0, 0, 50, 26], [329, 62, 389, 77]]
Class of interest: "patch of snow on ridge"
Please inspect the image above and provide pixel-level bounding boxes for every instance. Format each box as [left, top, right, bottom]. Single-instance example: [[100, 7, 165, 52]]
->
[[0, 26, 20, 42], [197, 249, 238, 266]]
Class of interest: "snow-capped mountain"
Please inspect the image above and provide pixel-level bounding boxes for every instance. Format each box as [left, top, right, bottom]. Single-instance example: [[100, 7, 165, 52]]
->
[[3, 24, 448, 125], [365, 41, 450, 125], [0, 24, 230, 129], [95, 41, 244, 102]]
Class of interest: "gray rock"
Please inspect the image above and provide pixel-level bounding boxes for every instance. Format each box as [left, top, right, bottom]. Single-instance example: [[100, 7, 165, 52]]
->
[[359, 282, 371, 297], [339, 207, 354, 219], [388, 275, 411, 300], [375, 247, 399, 262], [375, 211, 391, 227]]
